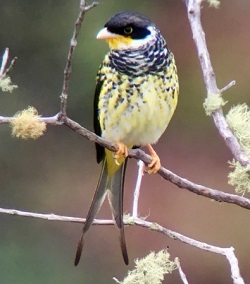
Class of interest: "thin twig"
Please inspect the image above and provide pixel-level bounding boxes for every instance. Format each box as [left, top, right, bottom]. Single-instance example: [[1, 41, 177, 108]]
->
[[0, 114, 61, 125], [60, 0, 99, 116], [132, 160, 144, 218], [113, 277, 120, 283], [220, 80, 236, 93], [81, 0, 99, 11], [5, 57, 18, 76], [178, 263, 189, 284], [0, 48, 18, 78], [0, 48, 9, 76], [0, 206, 244, 283]]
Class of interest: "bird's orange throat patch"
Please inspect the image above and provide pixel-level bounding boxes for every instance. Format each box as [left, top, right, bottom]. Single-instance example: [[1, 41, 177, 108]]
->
[[106, 36, 133, 50]]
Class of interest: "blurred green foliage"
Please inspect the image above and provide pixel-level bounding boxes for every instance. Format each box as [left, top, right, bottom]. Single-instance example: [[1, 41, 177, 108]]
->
[[0, 0, 250, 283]]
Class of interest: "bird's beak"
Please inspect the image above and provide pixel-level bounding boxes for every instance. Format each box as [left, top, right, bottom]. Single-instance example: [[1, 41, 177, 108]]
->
[[96, 27, 118, 40]]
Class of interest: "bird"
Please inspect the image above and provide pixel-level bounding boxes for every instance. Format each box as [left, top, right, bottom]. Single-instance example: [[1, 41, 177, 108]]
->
[[74, 11, 179, 266]]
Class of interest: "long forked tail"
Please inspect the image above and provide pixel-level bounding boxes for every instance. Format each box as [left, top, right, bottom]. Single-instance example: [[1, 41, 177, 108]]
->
[[74, 158, 129, 266]]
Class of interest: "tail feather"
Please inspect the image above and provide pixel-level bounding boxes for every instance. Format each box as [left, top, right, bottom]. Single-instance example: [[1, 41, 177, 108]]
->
[[108, 158, 129, 265], [74, 161, 108, 266], [74, 157, 129, 266]]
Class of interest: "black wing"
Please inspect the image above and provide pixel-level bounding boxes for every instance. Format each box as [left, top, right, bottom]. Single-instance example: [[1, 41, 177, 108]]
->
[[93, 67, 105, 163]]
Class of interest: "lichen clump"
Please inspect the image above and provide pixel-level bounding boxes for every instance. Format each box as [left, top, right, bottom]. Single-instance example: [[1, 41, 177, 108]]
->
[[226, 104, 250, 157], [207, 0, 220, 8], [114, 250, 178, 284], [228, 160, 250, 195], [226, 104, 250, 194], [0, 76, 18, 93], [203, 95, 227, 116], [10, 107, 46, 139]]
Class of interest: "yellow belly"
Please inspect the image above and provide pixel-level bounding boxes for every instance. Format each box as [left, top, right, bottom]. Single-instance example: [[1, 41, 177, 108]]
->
[[98, 63, 178, 147]]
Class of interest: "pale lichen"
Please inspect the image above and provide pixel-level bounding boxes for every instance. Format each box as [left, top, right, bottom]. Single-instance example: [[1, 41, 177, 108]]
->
[[0, 76, 18, 93], [114, 250, 178, 284], [226, 104, 250, 157], [207, 0, 220, 8], [123, 214, 134, 225], [203, 95, 227, 116], [10, 107, 46, 139], [228, 160, 250, 195]]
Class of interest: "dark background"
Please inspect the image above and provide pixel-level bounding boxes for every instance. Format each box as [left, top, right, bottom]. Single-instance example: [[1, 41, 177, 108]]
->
[[0, 0, 250, 283]]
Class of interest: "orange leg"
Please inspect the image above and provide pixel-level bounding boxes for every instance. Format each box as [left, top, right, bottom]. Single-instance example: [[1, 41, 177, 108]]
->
[[113, 142, 129, 165], [145, 144, 161, 174]]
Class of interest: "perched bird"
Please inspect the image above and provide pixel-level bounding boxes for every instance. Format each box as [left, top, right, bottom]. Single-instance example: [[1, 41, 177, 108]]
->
[[75, 11, 179, 266]]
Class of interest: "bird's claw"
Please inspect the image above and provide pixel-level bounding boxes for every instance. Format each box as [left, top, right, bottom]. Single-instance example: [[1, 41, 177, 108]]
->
[[113, 142, 128, 165], [144, 144, 161, 174]]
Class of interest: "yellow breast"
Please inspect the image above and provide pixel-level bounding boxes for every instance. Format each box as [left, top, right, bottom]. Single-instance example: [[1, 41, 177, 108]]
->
[[98, 58, 178, 147]]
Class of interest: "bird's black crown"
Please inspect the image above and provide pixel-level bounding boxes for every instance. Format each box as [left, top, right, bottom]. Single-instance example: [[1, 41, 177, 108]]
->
[[104, 11, 153, 39]]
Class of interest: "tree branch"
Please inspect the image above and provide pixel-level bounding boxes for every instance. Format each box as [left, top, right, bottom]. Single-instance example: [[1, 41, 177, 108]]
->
[[1, 113, 250, 211], [64, 116, 250, 211], [186, 0, 250, 167], [0, 206, 244, 284]]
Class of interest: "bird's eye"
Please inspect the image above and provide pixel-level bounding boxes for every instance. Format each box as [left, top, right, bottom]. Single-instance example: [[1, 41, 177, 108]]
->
[[124, 26, 133, 35]]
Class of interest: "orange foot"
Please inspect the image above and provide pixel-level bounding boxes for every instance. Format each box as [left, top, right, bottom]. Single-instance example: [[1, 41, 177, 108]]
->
[[144, 144, 161, 174], [113, 142, 128, 165]]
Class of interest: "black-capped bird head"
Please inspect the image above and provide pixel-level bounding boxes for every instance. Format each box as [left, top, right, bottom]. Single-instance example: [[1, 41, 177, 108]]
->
[[96, 11, 160, 50]]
